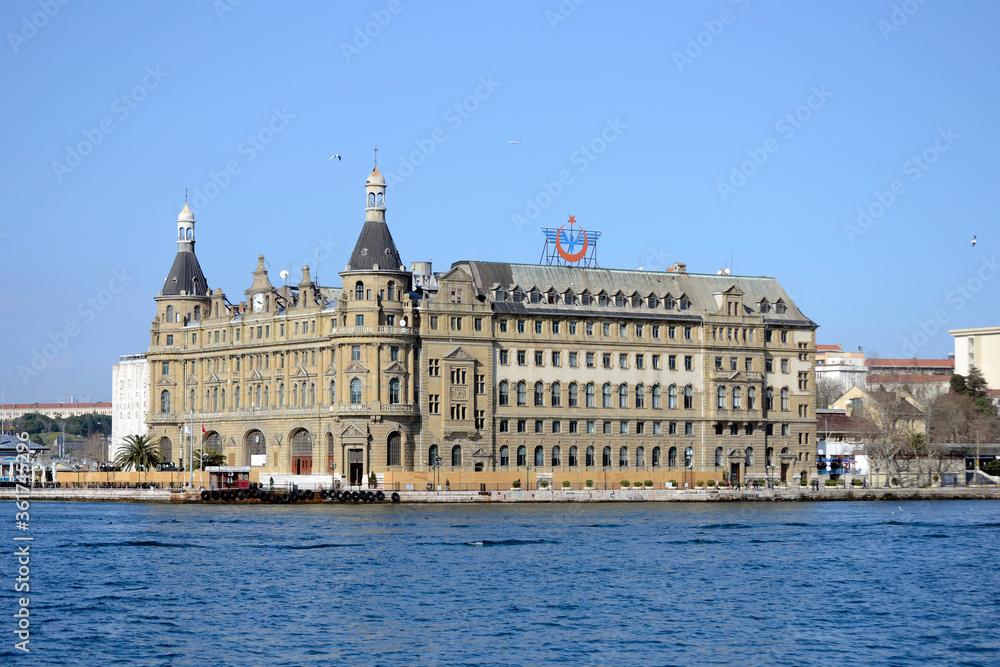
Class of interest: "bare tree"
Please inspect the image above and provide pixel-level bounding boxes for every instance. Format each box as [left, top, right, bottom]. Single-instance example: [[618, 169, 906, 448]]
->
[[857, 389, 910, 487], [815, 375, 841, 409], [78, 433, 108, 464]]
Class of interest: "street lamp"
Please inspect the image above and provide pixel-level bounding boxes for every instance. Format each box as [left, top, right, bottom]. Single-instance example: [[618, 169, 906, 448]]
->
[[330, 460, 337, 491]]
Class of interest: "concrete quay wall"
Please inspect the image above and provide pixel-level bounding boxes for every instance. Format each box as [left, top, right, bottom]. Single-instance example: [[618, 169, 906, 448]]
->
[[3, 486, 999, 503]]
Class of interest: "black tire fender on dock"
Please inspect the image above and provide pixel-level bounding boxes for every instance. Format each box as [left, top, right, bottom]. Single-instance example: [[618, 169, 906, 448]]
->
[[390, 492, 401, 503], [333, 490, 342, 501], [375, 490, 386, 502], [366, 491, 376, 502], [201, 490, 211, 501], [305, 489, 314, 500], [280, 493, 291, 503], [319, 489, 329, 500], [211, 490, 221, 501], [351, 490, 361, 502]]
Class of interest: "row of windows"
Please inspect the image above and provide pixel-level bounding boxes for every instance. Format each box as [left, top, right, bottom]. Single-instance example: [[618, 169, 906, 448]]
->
[[486, 445, 788, 469], [498, 381, 696, 409], [159, 376, 408, 412], [493, 288, 695, 312], [499, 419, 695, 436], [353, 280, 400, 301], [499, 349, 694, 371], [498, 320, 696, 341]]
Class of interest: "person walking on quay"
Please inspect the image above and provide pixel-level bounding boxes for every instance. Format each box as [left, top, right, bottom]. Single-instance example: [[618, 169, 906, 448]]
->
[[445, 479, 451, 492], [269, 476, 274, 489]]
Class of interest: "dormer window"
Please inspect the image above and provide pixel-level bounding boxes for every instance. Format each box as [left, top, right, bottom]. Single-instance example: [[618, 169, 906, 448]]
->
[[759, 299, 770, 314], [513, 289, 523, 302], [614, 294, 624, 307], [631, 295, 642, 308], [529, 290, 540, 304], [775, 299, 787, 314], [679, 295, 691, 311], [564, 292, 573, 305], [495, 288, 506, 301], [664, 294, 676, 310], [647, 296, 657, 308]]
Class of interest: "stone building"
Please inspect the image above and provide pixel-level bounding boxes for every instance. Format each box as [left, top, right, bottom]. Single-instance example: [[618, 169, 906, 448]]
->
[[144, 166, 818, 486], [110, 353, 150, 461]]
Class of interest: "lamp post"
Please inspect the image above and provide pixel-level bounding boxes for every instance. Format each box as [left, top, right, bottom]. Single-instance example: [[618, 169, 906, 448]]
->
[[603, 465, 608, 491], [330, 460, 337, 491]]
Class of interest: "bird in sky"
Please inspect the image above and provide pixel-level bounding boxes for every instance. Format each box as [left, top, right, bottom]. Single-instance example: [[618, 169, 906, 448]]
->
[[508, 140, 521, 144], [329, 154, 341, 161], [971, 235, 977, 247]]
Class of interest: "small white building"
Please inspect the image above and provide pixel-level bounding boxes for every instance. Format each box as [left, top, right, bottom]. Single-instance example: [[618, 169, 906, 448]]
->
[[111, 354, 150, 462], [951, 326, 1000, 388]]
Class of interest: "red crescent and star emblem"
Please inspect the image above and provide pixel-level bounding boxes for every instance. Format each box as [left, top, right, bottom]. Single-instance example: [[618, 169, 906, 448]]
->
[[556, 215, 589, 263]]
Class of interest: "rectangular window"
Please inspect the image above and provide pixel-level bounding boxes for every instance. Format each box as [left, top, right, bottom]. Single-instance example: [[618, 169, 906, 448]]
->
[[166, 334, 173, 345], [586, 421, 596, 434], [669, 422, 677, 435], [745, 357, 753, 372], [668, 355, 676, 371], [474, 317, 483, 332], [552, 420, 561, 434], [668, 326, 676, 339], [499, 419, 509, 433], [652, 354, 661, 370], [619, 354, 628, 369], [715, 357, 723, 370], [603, 353, 612, 369], [730, 357, 737, 371], [684, 326, 692, 340], [552, 351, 561, 367], [499, 320, 508, 333], [684, 356, 693, 371], [517, 420, 526, 433], [637, 421, 645, 435], [636, 354, 645, 370], [781, 424, 789, 436], [620, 421, 628, 434], [430, 316, 438, 330], [534, 351, 544, 366], [586, 323, 594, 336], [684, 422, 693, 435], [766, 359, 774, 372], [652, 325, 660, 339], [603, 323, 611, 337], [352, 345, 361, 361], [476, 374, 486, 394], [295, 322, 300, 335], [552, 321, 560, 334], [517, 351, 526, 366], [500, 350, 509, 365], [475, 411, 485, 430], [535, 320, 543, 334], [636, 324, 644, 338], [535, 420, 544, 434], [450, 288, 462, 304], [450, 317, 462, 331], [428, 395, 440, 414], [766, 424, 774, 436], [517, 320, 526, 334], [569, 322, 577, 335], [387, 314, 395, 326], [390, 346, 400, 361], [586, 352, 595, 368], [653, 422, 661, 435], [603, 421, 611, 435], [428, 359, 440, 376], [619, 323, 627, 338], [569, 352, 578, 367], [781, 359, 789, 373], [781, 331, 788, 343]]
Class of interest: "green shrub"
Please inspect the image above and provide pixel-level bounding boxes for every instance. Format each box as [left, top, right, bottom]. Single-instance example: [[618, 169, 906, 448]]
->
[[644, 480, 653, 487], [562, 480, 571, 488], [800, 478, 808, 486], [585, 479, 593, 488], [707, 479, 716, 487], [825, 479, 837, 487], [512, 479, 521, 488], [539, 479, 549, 489], [891, 477, 899, 486], [668, 479, 677, 486], [696, 480, 704, 487], [619, 479, 630, 487], [633, 481, 642, 487], [932, 474, 940, 482], [851, 478, 863, 486]]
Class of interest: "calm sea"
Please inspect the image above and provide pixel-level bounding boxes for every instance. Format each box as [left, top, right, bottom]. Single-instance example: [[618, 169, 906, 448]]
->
[[3, 500, 999, 666]]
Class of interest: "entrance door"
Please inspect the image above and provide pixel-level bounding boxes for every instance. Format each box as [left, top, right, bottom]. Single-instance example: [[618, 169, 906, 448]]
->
[[293, 457, 312, 475], [730, 462, 741, 483], [780, 462, 789, 483], [349, 449, 364, 486]]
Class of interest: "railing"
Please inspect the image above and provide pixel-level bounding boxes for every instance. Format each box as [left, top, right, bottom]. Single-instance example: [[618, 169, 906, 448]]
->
[[330, 326, 412, 336], [339, 404, 372, 412], [714, 371, 763, 381], [380, 403, 416, 412]]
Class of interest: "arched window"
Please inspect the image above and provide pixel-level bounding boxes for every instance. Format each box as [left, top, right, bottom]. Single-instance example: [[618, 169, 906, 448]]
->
[[551, 446, 561, 467], [255, 385, 261, 407], [765, 388, 774, 410], [685, 446, 693, 467], [668, 385, 677, 409], [190, 389, 195, 410], [193, 305, 201, 321], [636, 446, 645, 467], [387, 281, 395, 300], [160, 390, 171, 413], [278, 383, 285, 407], [387, 432, 401, 466], [668, 446, 678, 467], [534, 446, 544, 467], [733, 387, 742, 409], [451, 445, 463, 467], [569, 446, 578, 467], [717, 386, 726, 409], [499, 381, 509, 406], [715, 447, 723, 467], [212, 387, 218, 411], [568, 382, 578, 407], [517, 445, 527, 467], [765, 447, 773, 467], [602, 383, 612, 408], [619, 384, 629, 409], [186, 228, 192, 239], [652, 447, 661, 467], [329, 380, 335, 405], [221, 389, 225, 409], [746, 447, 754, 468], [428, 444, 439, 466], [586, 383, 596, 408], [534, 382, 544, 407], [308, 383, 315, 405], [355, 281, 364, 300], [350, 378, 362, 404], [602, 446, 612, 467], [165, 305, 173, 323], [292, 384, 298, 407], [635, 385, 645, 409], [748, 387, 757, 410], [586, 446, 595, 467], [551, 382, 561, 407], [368, 192, 375, 207], [517, 381, 527, 406], [619, 446, 628, 467], [389, 378, 400, 404], [781, 388, 789, 411], [500, 446, 509, 467], [684, 385, 694, 409], [652, 385, 661, 409], [234, 385, 240, 408], [245, 430, 266, 461]]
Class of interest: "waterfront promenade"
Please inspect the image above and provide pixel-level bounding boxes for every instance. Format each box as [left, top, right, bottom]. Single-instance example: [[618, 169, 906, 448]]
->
[[3, 486, 999, 503]]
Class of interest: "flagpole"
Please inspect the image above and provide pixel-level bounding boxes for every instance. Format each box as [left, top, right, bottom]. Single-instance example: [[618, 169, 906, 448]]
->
[[200, 423, 204, 489], [189, 409, 195, 488]]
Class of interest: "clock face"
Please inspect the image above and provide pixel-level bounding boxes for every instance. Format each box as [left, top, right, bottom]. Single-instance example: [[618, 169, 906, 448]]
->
[[252, 293, 264, 313]]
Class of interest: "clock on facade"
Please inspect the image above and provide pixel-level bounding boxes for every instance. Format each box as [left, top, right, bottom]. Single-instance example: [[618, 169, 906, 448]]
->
[[252, 293, 264, 313]]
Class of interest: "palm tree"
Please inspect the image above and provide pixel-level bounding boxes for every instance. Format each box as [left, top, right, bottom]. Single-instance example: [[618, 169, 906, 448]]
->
[[194, 449, 225, 470], [115, 434, 162, 484]]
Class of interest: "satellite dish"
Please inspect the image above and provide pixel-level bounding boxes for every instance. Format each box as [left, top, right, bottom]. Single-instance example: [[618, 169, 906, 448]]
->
[[399, 318, 407, 327], [280, 270, 289, 281]]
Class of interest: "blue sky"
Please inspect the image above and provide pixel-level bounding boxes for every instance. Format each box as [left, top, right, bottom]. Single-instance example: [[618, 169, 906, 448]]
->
[[2, 0, 998, 402]]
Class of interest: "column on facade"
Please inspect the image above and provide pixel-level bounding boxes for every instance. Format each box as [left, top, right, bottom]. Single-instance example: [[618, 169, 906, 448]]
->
[[375, 344, 382, 405], [407, 345, 415, 405]]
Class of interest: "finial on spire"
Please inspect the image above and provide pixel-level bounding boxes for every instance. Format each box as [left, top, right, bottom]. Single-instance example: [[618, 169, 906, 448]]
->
[[373, 145, 378, 166], [185, 187, 188, 203]]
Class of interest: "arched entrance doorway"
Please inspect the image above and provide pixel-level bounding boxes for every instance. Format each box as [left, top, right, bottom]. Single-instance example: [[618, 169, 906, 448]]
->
[[245, 430, 266, 467], [158, 437, 172, 465], [291, 429, 313, 475]]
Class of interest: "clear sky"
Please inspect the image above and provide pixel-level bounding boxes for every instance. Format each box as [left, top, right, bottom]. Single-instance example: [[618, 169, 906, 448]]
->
[[2, 0, 998, 402]]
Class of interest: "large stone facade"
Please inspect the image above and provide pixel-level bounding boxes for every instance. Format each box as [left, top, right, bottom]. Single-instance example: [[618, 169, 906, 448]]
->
[[144, 167, 818, 485]]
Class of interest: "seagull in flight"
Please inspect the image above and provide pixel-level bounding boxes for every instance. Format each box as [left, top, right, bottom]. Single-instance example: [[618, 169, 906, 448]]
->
[[329, 154, 342, 161], [971, 235, 977, 247], [508, 140, 521, 144]]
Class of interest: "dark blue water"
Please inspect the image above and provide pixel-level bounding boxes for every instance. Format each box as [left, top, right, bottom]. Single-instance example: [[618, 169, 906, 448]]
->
[[3, 500, 1000, 666]]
